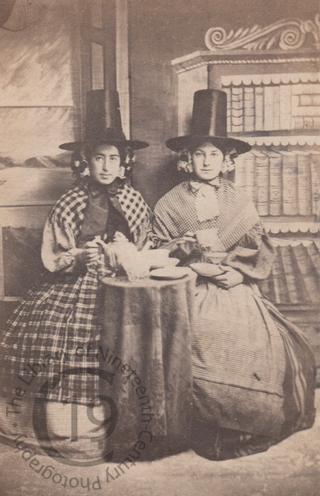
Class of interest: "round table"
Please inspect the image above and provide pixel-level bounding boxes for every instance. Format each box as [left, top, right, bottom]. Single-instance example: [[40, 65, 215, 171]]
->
[[100, 272, 196, 452]]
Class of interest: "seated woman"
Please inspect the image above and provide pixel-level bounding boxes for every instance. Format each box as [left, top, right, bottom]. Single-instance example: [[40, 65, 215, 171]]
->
[[152, 89, 316, 460], [0, 90, 152, 459]]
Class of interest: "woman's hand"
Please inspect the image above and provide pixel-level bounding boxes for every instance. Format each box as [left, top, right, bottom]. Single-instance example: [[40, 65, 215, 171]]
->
[[83, 240, 102, 265], [211, 266, 243, 289], [174, 231, 196, 246]]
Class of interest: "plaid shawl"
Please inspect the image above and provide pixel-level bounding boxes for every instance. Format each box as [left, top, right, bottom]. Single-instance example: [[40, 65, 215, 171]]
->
[[50, 179, 152, 246]]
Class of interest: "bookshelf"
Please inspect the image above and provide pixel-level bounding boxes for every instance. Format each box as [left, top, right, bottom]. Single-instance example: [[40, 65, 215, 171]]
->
[[171, 15, 320, 376]]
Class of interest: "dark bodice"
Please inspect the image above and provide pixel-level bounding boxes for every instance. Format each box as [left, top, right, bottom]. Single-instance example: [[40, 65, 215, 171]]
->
[[78, 179, 131, 245]]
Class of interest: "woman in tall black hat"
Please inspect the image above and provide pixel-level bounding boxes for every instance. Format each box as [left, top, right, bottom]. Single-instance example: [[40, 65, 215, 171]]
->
[[153, 89, 315, 460], [0, 90, 152, 458]]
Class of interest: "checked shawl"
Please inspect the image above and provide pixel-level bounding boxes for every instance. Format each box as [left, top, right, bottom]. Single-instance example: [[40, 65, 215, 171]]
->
[[51, 179, 152, 245], [153, 179, 260, 250]]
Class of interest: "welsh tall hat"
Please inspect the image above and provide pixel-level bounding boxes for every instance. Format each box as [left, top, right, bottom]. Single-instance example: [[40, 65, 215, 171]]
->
[[166, 89, 250, 155], [60, 89, 148, 151]]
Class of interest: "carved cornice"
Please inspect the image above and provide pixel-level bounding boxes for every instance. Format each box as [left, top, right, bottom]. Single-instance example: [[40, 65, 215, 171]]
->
[[171, 50, 320, 73], [220, 72, 320, 86], [205, 14, 320, 51]]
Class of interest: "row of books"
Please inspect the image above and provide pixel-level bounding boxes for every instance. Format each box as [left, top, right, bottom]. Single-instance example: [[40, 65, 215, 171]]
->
[[223, 83, 320, 133], [235, 150, 320, 217], [259, 243, 320, 305]]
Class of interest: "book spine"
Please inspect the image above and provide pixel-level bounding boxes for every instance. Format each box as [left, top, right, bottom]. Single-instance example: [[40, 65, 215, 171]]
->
[[279, 84, 292, 130], [303, 117, 316, 129], [281, 246, 299, 304], [293, 117, 304, 129], [234, 152, 246, 192], [300, 94, 320, 106], [292, 83, 320, 126], [306, 243, 320, 278], [225, 86, 232, 133], [297, 152, 312, 215], [272, 85, 280, 130], [254, 151, 269, 215], [282, 152, 298, 215], [269, 152, 282, 216], [313, 117, 320, 128], [310, 153, 320, 219], [270, 246, 287, 304], [254, 86, 264, 131], [290, 83, 320, 129], [231, 86, 243, 132], [291, 83, 304, 127], [243, 86, 255, 131], [291, 244, 318, 304], [263, 85, 274, 130], [243, 151, 256, 201]]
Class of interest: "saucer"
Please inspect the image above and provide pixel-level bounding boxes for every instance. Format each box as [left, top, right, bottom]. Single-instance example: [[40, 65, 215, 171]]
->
[[149, 258, 179, 270], [149, 267, 191, 280]]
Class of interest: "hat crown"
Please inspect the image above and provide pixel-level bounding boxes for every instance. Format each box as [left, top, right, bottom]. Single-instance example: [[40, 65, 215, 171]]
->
[[86, 90, 124, 143], [165, 88, 250, 155], [191, 89, 227, 137], [59, 90, 148, 151]]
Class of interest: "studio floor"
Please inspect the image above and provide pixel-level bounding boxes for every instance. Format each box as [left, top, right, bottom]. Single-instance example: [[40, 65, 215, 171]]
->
[[0, 391, 319, 496]]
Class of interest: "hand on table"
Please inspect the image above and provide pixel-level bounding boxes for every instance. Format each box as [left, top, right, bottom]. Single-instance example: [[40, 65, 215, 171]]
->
[[211, 266, 244, 289]]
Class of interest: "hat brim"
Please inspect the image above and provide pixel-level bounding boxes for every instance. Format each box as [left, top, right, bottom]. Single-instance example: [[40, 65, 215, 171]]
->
[[59, 138, 149, 151], [166, 135, 251, 155]]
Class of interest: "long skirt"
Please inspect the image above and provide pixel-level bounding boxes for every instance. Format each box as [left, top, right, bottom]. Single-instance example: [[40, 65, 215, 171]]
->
[[0, 270, 104, 405], [0, 269, 110, 460], [191, 280, 316, 460]]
